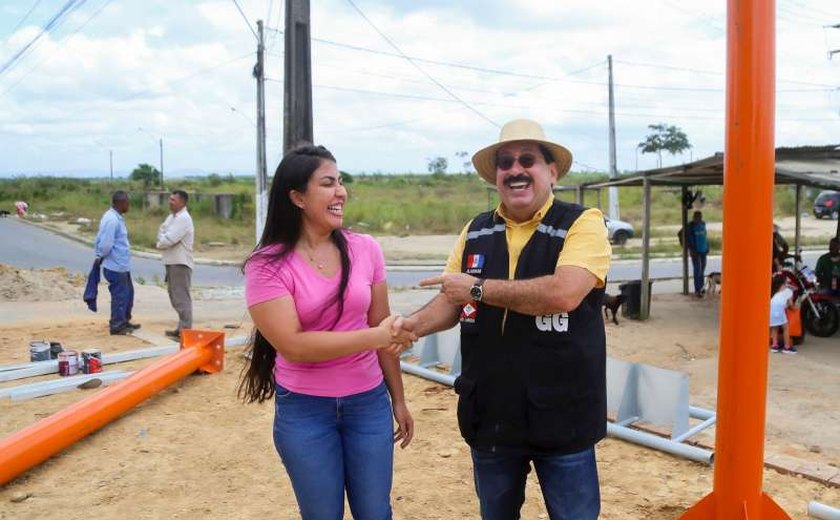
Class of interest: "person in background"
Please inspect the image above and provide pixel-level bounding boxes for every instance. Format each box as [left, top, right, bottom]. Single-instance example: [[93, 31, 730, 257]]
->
[[238, 144, 416, 519], [769, 273, 797, 354], [814, 237, 840, 294], [94, 190, 138, 335], [684, 211, 709, 297], [14, 200, 28, 217], [156, 189, 195, 341], [395, 119, 610, 520], [772, 223, 789, 273]]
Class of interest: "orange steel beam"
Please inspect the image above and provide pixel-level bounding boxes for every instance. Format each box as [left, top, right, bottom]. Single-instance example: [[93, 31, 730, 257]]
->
[[0, 330, 224, 487], [681, 1, 789, 518]]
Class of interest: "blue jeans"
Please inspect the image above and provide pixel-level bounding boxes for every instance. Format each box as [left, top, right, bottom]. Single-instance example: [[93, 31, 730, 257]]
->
[[103, 268, 134, 332], [691, 252, 707, 294], [273, 382, 394, 520], [471, 446, 600, 520]]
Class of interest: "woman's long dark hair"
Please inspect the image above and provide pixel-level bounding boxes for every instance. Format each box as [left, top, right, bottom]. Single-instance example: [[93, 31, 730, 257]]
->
[[238, 144, 352, 403]]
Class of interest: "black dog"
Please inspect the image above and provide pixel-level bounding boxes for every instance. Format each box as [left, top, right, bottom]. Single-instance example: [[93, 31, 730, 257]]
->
[[603, 293, 626, 325], [0, 210, 9, 218]]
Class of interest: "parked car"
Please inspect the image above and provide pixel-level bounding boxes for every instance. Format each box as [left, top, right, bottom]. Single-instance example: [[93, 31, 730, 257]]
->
[[813, 190, 840, 220], [604, 216, 634, 245]]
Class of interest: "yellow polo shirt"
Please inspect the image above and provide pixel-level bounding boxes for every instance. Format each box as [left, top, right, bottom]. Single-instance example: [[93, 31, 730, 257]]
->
[[444, 196, 611, 287]]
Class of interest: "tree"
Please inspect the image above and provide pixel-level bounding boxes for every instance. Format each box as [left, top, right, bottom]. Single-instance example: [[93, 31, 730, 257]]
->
[[637, 123, 692, 167], [455, 151, 472, 174], [426, 156, 448, 177], [131, 163, 161, 188]]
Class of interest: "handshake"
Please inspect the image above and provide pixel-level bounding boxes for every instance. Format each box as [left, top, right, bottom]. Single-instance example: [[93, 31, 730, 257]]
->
[[378, 314, 419, 356]]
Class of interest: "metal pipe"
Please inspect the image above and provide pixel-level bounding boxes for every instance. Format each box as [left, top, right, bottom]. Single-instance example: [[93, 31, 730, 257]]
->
[[401, 360, 716, 466], [399, 362, 455, 386], [672, 416, 717, 443], [808, 501, 840, 520], [689, 406, 716, 421], [0, 371, 132, 400], [0, 337, 248, 382], [0, 330, 224, 486], [607, 423, 714, 465]]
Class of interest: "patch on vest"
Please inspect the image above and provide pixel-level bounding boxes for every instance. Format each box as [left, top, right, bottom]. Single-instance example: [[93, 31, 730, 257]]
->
[[465, 254, 484, 274], [460, 303, 477, 323], [535, 313, 569, 332]]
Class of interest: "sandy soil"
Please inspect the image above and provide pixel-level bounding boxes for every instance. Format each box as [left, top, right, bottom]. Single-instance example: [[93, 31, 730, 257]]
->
[[0, 268, 838, 519]]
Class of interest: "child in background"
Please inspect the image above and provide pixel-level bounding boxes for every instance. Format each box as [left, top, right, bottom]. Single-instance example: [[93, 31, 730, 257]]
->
[[769, 273, 796, 354]]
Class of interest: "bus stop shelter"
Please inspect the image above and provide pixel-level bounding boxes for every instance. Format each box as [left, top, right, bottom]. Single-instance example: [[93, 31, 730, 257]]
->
[[583, 145, 840, 320]]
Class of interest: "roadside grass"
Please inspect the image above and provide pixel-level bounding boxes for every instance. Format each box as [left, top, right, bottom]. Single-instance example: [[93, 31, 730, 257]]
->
[[0, 174, 821, 251]]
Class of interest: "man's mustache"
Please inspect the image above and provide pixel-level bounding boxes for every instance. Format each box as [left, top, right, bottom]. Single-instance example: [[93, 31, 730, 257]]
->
[[504, 174, 531, 187]]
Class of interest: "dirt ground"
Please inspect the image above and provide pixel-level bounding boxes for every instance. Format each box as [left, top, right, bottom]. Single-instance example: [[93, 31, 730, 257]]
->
[[0, 265, 838, 519]]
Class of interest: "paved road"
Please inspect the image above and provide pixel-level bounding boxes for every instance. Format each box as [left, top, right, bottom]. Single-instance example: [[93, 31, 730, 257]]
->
[[0, 217, 823, 287], [0, 217, 247, 285]]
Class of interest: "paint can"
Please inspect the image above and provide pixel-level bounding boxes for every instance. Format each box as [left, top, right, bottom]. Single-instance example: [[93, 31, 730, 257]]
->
[[58, 351, 79, 376], [81, 349, 102, 374], [29, 341, 51, 362], [49, 342, 64, 359]]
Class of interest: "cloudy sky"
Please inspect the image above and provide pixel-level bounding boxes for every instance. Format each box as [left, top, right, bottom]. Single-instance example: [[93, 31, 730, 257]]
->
[[1, 0, 839, 178]]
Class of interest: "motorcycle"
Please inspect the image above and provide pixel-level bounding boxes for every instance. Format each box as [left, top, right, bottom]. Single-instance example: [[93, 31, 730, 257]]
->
[[779, 255, 840, 338]]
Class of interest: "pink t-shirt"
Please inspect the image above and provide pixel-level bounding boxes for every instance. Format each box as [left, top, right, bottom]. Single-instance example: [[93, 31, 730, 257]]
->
[[244, 231, 387, 397]]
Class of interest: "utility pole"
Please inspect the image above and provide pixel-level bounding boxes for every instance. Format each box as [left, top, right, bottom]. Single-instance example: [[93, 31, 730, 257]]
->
[[109, 150, 113, 184], [283, 0, 313, 152], [254, 20, 268, 242], [607, 54, 620, 220], [829, 23, 840, 59]]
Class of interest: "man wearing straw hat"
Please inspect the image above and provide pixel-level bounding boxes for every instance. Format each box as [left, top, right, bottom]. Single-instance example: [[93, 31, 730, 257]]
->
[[400, 119, 611, 519]]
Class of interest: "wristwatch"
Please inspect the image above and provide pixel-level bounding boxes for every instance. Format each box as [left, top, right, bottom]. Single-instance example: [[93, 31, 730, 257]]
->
[[470, 279, 486, 302]]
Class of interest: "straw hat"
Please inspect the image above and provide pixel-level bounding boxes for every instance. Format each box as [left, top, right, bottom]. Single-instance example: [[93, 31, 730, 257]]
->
[[471, 119, 573, 184]]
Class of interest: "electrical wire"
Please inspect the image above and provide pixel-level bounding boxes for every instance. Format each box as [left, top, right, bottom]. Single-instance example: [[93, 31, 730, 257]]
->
[[0, 0, 88, 79], [343, 0, 499, 128], [9, 0, 46, 35], [2, 0, 116, 96], [266, 29, 833, 94], [231, 0, 258, 40]]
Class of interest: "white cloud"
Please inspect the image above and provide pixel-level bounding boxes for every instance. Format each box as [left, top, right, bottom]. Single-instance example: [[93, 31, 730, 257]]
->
[[0, 0, 838, 177]]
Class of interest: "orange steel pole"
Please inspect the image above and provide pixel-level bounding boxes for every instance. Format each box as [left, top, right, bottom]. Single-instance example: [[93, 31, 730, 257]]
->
[[0, 330, 224, 487], [681, 1, 789, 518]]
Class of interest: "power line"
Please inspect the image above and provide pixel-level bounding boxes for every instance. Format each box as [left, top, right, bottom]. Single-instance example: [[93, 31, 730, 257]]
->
[[2, 0, 116, 96], [296, 80, 840, 123], [783, 0, 840, 20], [615, 59, 837, 88], [9, 0, 46, 35], [9, 52, 254, 125], [265, 0, 275, 29], [343, 0, 499, 128], [659, 0, 725, 35], [231, 0, 258, 40], [0, 0, 88, 79], [266, 29, 833, 94], [266, 27, 602, 83], [266, 51, 584, 98]]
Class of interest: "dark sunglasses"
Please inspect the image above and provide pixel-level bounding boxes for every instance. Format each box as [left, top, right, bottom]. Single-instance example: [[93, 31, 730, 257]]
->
[[496, 153, 538, 171]]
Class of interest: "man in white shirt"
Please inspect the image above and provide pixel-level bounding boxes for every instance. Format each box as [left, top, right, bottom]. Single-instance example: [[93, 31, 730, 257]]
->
[[156, 190, 195, 341]]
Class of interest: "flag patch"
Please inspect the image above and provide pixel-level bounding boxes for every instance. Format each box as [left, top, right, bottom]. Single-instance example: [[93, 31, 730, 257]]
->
[[466, 254, 484, 269]]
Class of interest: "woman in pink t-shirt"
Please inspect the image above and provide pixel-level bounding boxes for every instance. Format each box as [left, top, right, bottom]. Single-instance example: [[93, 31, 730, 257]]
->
[[239, 145, 415, 519]]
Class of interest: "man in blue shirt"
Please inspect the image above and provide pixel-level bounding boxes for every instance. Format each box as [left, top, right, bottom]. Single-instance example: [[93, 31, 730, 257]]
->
[[94, 191, 139, 335], [685, 210, 710, 297]]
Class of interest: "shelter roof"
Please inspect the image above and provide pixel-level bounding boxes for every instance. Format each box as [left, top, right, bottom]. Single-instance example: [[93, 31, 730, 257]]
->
[[583, 145, 840, 191]]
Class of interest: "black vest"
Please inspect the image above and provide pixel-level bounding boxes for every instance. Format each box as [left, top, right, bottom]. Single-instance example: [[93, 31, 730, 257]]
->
[[455, 200, 607, 454]]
